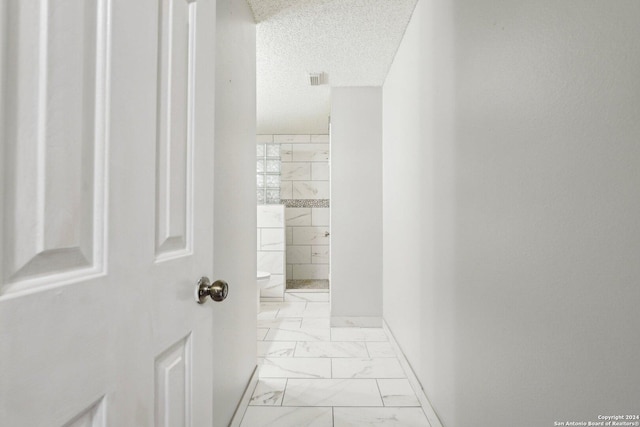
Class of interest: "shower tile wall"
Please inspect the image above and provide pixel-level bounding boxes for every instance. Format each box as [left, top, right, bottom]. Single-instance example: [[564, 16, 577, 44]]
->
[[257, 205, 286, 299], [258, 134, 331, 283]]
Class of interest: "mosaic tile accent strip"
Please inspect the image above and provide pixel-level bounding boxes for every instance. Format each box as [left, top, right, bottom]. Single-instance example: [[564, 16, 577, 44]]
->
[[281, 199, 330, 208]]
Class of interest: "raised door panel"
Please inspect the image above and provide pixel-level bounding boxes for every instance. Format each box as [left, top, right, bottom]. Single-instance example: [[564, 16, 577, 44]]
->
[[155, 335, 192, 427], [155, 0, 197, 261], [1, 0, 109, 294], [62, 398, 106, 427]]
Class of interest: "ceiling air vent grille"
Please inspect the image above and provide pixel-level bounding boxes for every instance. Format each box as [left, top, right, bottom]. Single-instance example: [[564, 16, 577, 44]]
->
[[309, 72, 327, 86]]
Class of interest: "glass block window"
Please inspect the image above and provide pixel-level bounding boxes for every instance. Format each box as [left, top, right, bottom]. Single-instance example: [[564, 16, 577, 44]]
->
[[256, 142, 280, 204], [266, 174, 280, 188], [266, 144, 280, 157], [266, 159, 280, 173], [266, 189, 280, 204]]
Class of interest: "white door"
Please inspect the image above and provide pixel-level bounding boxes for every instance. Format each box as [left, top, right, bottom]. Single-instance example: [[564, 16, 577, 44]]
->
[[0, 0, 219, 426]]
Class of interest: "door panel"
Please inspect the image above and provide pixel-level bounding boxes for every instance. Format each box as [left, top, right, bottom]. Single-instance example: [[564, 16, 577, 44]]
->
[[1, 0, 108, 294], [0, 0, 217, 425], [154, 335, 192, 427], [63, 398, 106, 427], [155, 0, 197, 261]]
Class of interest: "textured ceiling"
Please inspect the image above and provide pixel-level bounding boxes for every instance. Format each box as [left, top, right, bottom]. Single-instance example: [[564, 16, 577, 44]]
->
[[248, 0, 418, 134]]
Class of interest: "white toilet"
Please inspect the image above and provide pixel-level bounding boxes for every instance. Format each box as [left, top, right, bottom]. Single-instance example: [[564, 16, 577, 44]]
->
[[257, 271, 271, 311]]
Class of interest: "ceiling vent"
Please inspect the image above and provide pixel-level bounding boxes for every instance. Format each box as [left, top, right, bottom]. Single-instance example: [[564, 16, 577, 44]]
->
[[309, 72, 328, 86]]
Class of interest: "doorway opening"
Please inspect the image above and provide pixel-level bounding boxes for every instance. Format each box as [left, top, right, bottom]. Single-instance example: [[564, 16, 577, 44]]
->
[[256, 134, 331, 301]]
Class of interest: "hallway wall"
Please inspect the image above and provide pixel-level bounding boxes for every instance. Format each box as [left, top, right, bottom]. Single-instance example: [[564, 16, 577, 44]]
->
[[382, 1, 640, 426], [213, 0, 256, 425], [331, 88, 383, 326]]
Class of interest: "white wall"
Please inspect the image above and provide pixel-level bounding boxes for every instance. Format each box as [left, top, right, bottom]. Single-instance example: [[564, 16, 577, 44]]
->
[[331, 87, 383, 325], [382, 1, 640, 426], [257, 205, 286, 299], [213, 0, 256, 425]]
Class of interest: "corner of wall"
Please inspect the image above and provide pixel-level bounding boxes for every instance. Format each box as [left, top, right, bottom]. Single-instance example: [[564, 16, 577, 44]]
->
[[213, 0, 257, 425]]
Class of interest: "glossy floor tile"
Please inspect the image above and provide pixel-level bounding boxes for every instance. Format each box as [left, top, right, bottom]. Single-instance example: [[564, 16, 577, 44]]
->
[[330, 327, 389, 342], [257, 304, 279, 320], [257, 328, 269, 340], [257, 318, 302, 329], [284, 292, 330, 302], [241, 407, 333, 427], [366, 341, 396, 358], [249, 379, 287, 406], [333, 407, 430, 426], [259, 357, 331, 378], [302, 302, 331, 317], [301, 318, 331, 328], [331, 358, 406, 379], [283, 378, 383, 406], [257, 341, 296, 358], [274, 302, 308, 317], [377, 379, 421, 406], [239, 300, 431, 427], [294, 341, 368, 358], [264, 326, 331, 342]]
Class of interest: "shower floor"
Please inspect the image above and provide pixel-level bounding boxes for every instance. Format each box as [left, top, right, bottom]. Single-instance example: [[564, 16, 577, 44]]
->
[[286, 279, 329, 290]]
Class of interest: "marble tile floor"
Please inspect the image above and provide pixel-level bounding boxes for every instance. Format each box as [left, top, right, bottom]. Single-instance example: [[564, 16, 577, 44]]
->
[[238, 300, 431, 427]]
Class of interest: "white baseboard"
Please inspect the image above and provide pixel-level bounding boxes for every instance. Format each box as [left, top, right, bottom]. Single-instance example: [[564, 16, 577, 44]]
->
[[383, 320, 444, 427], [331, 316, 383, 327], [228, 365, 259, 427]]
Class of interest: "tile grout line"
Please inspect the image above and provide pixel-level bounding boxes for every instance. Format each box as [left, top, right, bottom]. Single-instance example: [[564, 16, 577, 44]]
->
[[281, 378, 289, 407], [374, 378, 386, 407]]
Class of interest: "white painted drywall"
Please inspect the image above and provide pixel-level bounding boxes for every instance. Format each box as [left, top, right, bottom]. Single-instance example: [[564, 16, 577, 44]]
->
[[382, 0, 640, 426], [330, 87, 383, 323], [213, 0, 256, 425]]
